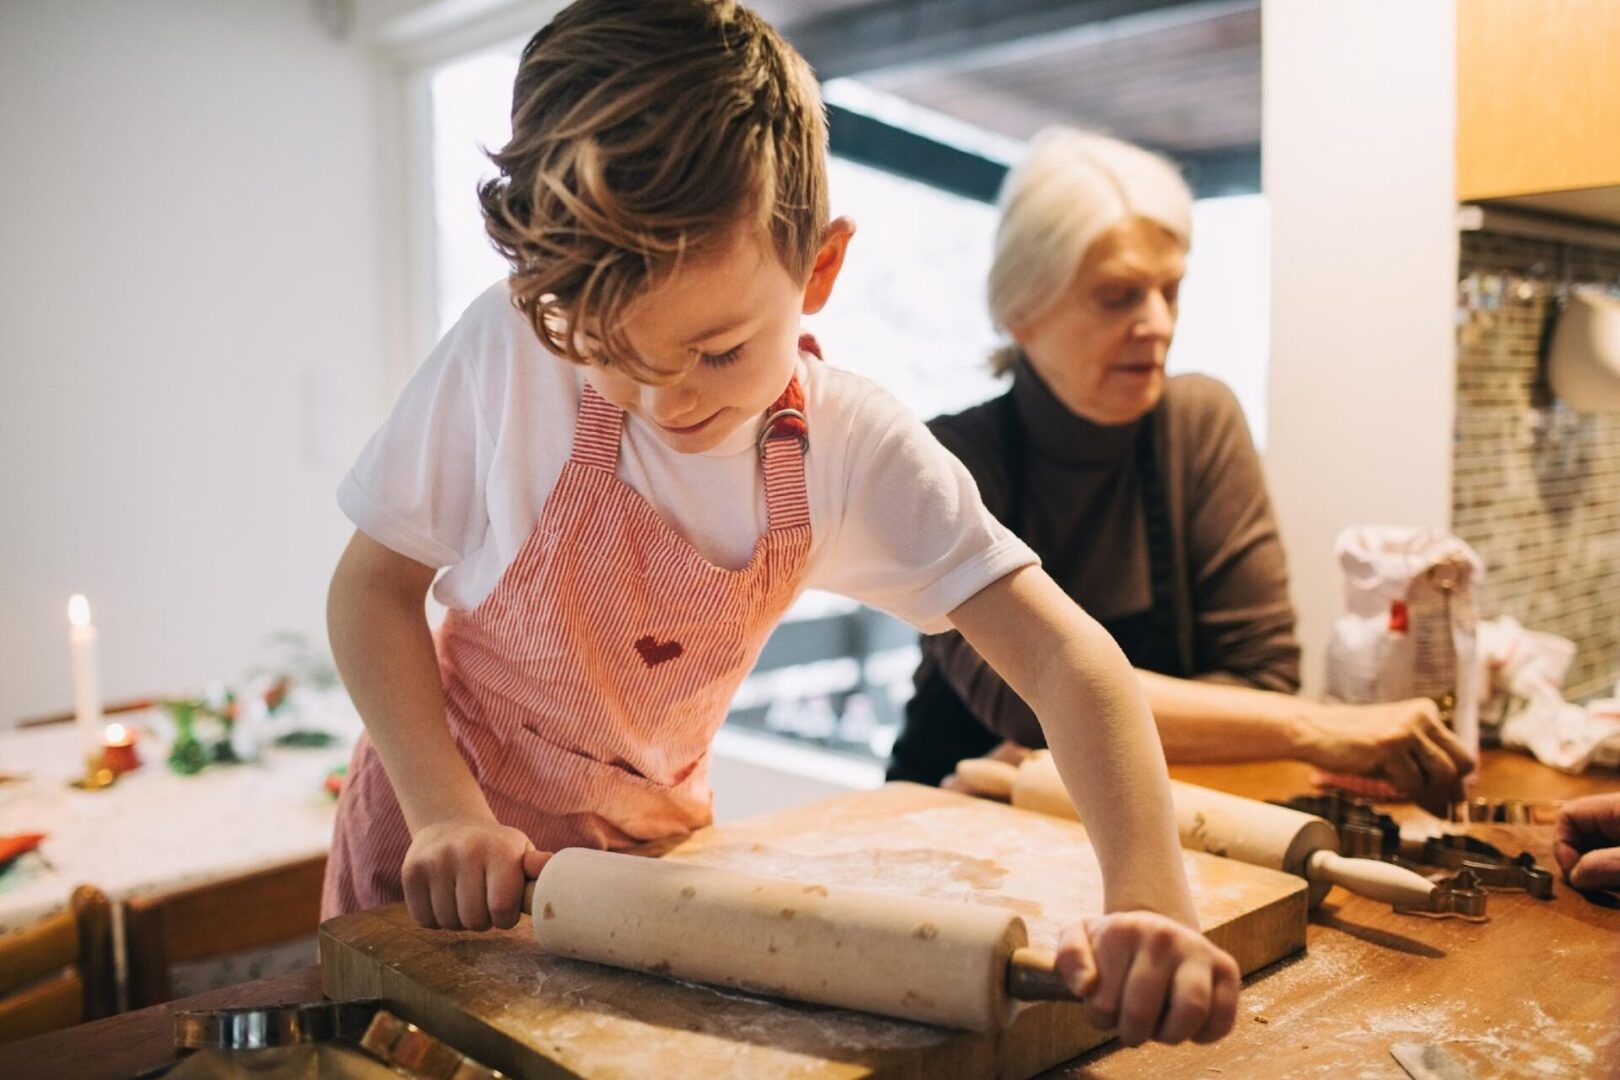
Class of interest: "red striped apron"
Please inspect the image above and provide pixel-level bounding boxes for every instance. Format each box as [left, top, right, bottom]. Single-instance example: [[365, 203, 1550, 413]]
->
[[323, 352, 814, 917]]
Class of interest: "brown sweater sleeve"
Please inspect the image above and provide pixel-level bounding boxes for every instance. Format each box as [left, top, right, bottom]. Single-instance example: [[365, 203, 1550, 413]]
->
[[1174, 376, 1302, 693]]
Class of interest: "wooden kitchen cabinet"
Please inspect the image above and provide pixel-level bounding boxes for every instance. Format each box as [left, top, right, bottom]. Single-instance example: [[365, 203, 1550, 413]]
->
[[1457, 0, 1620, 201]]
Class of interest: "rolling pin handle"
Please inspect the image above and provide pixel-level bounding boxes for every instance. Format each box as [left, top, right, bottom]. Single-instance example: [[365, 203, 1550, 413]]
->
[[1006, 946, 1083, 1003], [1305, 849, 1436, 907]]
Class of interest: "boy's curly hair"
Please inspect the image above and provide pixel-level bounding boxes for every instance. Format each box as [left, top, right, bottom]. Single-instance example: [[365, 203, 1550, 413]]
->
[[479, 0, 828, 382]]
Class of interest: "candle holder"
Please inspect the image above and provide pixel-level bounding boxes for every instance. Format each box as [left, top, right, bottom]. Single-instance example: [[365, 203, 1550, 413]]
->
[[70, 754, 117, 792], [101, 723, 142, 775]]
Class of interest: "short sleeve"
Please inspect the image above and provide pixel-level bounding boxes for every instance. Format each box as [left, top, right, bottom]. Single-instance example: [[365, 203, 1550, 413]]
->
[[337, 336, 494, 570], [810, 391, 1038, 633]]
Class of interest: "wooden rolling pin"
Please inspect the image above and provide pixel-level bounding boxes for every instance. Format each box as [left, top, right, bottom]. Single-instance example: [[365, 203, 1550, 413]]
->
[[956, 753, 1436, 910], [520, 847, 1079, 1033]]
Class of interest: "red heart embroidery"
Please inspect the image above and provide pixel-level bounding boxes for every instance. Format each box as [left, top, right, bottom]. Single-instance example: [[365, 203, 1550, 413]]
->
[[634, 635, 684, 667]]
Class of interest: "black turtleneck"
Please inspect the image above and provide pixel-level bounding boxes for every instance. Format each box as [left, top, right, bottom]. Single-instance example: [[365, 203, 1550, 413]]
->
[[889, 357, 1301, 782]]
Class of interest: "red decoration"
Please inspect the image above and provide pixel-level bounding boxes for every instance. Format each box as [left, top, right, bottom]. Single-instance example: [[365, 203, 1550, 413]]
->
[[1388, 600, 1410, 634], [0, 833, 45, 872]]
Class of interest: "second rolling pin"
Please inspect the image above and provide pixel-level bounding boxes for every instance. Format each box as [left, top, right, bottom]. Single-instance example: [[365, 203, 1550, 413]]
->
[[956, 753, 1437, 909]]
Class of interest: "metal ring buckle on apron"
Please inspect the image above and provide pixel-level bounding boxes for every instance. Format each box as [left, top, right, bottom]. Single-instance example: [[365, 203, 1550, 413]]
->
[[757, 408, 809, 459]]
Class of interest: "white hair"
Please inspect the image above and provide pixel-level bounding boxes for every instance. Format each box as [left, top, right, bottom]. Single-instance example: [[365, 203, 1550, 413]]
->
[[987, 128, 1193, 373]]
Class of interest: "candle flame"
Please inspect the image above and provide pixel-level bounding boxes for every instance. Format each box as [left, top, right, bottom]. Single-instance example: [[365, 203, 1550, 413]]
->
[[105, 722, 126, 742], [68, 594, 91, 627]]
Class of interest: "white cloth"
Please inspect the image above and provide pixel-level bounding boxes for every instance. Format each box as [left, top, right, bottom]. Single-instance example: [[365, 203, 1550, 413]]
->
[[1480, 616, 1620, 773], [340, 281, 1036, 634]]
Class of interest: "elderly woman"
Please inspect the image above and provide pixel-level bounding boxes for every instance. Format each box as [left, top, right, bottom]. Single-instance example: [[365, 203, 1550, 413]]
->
[[889, 129, 1472, 811]]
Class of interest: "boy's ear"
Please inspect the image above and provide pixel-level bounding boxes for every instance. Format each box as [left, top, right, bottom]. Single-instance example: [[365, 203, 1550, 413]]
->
[[801, 216, 856, 316]]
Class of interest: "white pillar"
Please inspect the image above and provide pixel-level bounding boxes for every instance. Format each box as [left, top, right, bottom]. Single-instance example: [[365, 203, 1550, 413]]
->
[[1262, 1, 1458, 693]]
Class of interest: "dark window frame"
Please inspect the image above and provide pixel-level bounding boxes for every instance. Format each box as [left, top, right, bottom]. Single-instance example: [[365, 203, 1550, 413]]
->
[[828, 101, 1261, 205]]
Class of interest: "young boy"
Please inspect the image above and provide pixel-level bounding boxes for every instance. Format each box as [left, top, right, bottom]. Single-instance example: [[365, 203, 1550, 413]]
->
[[325, 0, 1239, 1047]]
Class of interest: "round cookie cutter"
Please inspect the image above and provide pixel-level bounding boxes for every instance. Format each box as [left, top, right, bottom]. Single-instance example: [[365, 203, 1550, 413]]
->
[[174, 999, 382, 1051]]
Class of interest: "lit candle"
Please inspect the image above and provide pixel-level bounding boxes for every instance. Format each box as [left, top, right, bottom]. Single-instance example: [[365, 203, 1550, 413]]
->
[[101, 721, 141, 775], [67, 594, 103, 763]]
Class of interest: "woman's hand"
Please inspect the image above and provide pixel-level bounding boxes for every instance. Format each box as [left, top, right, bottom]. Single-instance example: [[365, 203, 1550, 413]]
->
[[940, 739, 1030, 793], [1554, 793, 1620, 891], [1301, 698, 1474, 812], [402, 819, 551, 931], [1056, 912, 1241, 1046]]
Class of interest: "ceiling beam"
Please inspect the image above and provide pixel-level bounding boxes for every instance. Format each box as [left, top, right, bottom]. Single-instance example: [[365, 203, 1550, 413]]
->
[[785, 0, 1257, 84], [827, 103, 1010, 202]]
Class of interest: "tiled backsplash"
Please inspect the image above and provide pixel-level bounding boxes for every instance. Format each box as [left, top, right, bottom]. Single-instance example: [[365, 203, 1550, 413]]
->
[[1453, 230, 1620, 700]]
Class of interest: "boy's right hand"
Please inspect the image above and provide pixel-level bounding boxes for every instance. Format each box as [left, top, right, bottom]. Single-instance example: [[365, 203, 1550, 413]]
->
[[402, 820, 551, 931], [1056, 911, 1241, 1046]]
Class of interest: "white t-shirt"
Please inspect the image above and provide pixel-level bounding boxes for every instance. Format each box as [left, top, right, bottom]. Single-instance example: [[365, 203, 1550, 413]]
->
[[338, 281, 1036, 634]]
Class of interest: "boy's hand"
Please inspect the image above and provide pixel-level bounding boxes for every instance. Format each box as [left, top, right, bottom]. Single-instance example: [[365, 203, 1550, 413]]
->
[[1056, 912, 1240, 1046], [402, 820, 552, 931]]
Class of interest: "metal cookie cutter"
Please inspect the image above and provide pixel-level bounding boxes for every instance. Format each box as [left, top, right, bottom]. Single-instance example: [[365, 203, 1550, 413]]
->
[[360, 1010, 508, 1080], [175, 999, 382, 1051], [1449, 796, 1563, 825], [1418, 834, 1555, 899], [1394, 867, 1489, 922], [1272, 792, 1401, 860]]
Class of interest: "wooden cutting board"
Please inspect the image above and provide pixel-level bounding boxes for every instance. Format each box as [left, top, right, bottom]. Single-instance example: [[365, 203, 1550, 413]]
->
[[321, 783, 1307, 1079]]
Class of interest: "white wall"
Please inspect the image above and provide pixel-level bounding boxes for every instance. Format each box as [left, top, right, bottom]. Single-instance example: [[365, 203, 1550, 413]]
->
[[1262, 1, 1458, 694], [0, 2, 387, 722]]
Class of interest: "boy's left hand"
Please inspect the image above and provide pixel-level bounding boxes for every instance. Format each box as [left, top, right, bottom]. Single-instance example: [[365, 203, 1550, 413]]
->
[[1055, 912, 1241, 1046]]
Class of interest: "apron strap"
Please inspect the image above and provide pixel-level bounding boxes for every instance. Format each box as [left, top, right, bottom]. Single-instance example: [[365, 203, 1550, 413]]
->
[[570, 341, 815, 532], [573, 384, 626, 472], [762, 436, 809, 531], [1131, 409, 1183, 675], [760, 336, 817, 532]]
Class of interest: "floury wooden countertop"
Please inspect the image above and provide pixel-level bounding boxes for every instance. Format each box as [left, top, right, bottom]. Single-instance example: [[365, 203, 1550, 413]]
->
[[1054, 754, 1620, 1078], [3, 752, 1612, 1079]]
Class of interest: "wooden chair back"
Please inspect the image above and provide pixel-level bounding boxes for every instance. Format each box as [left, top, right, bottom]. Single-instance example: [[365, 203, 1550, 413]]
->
[[0, 885, 116, 1045], [123, 855, 327, 1008]]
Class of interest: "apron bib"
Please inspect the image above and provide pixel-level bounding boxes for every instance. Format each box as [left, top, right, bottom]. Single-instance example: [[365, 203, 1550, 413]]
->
[[324, 346, 816, 916]]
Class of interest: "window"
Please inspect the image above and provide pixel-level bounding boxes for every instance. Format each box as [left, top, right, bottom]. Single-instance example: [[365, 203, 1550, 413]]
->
[[807, 156, 1005, 419], [429, 46, 522, 339], [1175, 194, 1271, 448]]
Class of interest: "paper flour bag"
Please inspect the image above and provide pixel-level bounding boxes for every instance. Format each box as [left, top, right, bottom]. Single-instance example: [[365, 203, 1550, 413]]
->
[[1323, 526, 1485, 789]]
